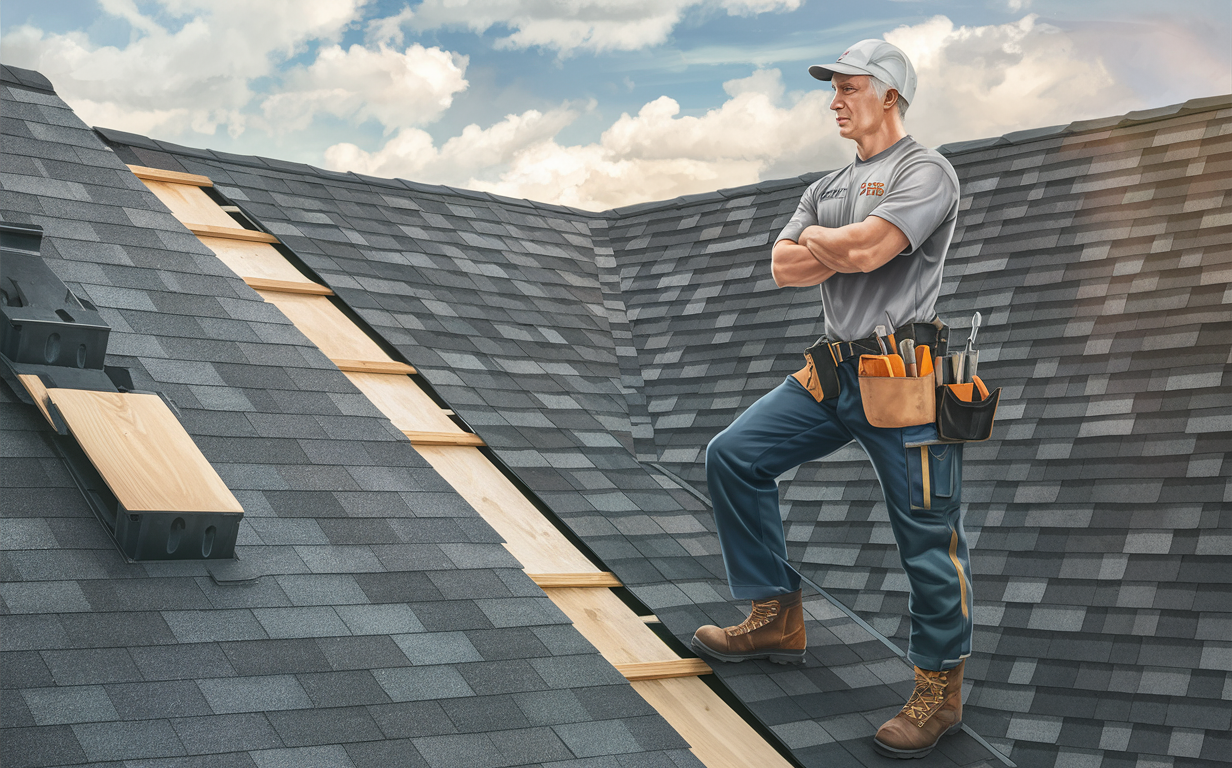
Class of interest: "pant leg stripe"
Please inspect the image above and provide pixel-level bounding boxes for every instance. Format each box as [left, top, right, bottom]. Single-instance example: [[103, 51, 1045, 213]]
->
[[920, 446, 930, 510], [948, 528, 969, 619]]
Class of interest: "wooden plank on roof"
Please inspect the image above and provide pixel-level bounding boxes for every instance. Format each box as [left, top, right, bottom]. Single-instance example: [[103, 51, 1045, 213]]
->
[[414, 445, 599, 574], [186, 223, 279, 243], [199, 237, 317, 284], [527, 572, 622, 588], [256, 291, 392, 363], [333, 359, 417, 375], [127, 164, 214, 187], [543, 587, 679, 665], [632, 677, 794, 768], [142, 180, 236, 228], [614, 659, 712, 681], [16, 374, 55, 427], [46, 389, 243, 514], [344, 372, 455, 433], [403, 430, 485, 447], [243, 277, 333, 296]]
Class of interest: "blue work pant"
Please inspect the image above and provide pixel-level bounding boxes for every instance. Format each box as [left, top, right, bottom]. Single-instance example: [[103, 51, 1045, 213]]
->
[[705, 358, 973, 671]]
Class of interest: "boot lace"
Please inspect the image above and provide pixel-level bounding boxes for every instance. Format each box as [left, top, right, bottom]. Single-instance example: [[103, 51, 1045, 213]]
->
[[902, 668, 949, 726], [727, 598, 780, 636]]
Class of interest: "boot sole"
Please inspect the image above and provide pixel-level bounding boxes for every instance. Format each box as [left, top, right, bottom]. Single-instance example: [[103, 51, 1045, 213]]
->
[[872, 722, 963, 759], [690, 636, 806, 665]]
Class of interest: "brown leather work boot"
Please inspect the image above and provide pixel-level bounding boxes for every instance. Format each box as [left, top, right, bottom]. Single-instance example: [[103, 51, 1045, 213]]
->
[[690, 589, 806, 664], [873, 661, 964, 759]]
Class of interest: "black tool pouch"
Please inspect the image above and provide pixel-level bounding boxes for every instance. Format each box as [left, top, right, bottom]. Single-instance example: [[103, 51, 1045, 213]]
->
[[936, 380, 1000, 442], [792, 338, 841, 403]]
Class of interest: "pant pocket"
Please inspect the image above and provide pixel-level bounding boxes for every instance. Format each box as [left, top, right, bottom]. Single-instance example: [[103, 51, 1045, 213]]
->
[[906, 442, 958, 511]]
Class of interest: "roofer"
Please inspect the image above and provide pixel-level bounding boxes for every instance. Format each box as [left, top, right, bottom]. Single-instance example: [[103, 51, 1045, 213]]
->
[[690, 40, 971, 759]]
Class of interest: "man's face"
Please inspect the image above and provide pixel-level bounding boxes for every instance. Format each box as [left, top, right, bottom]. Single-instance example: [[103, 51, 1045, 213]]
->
[[829, 73, 887, 140]]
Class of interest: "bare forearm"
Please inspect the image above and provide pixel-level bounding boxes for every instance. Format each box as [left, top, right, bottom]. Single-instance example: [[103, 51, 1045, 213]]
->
[[771, 241, 836, 287], [799, 225, 867, 273]]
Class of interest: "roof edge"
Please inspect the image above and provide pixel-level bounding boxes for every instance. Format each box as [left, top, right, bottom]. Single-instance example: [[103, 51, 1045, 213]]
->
[[0, 64, 56, 94]]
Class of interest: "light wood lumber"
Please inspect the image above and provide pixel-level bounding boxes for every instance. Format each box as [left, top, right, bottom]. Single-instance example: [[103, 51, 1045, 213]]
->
[[641, 615, 661, 624], [46, 389, 243, 514], [543, 587, 679, 665], [243, 277, 333, 296], [17, 374, 55, 427], [632, 677, 794, 768], [186, 223, 279, 243], [255, 291, 392, 363], [403, 430, 485, 447], [414, 445, 598, 573], [343, 372, 455, 432], [143, 180, 236, 227], [614, 659, 712, 681], [333, 359, 417, 375], [127, 164, 214, 187], [527, 572, 622, 588], [198, 237, 316, 284]]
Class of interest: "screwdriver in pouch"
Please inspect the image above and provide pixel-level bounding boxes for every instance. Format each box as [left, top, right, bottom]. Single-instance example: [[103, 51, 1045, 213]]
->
[[899, 339, 917, 377], [874, 325, 889, 354]]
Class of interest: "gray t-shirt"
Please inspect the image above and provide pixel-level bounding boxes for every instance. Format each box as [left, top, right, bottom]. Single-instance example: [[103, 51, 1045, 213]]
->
[[777, 136, 960, 341]]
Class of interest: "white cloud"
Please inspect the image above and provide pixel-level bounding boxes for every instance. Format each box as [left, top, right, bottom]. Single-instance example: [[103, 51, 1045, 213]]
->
[[325, 68, 847, 210], [1, 0, 368, 137], [397, 0, 802, 53], [261, 43, 468, 133], [885, 15, 1140, 147]]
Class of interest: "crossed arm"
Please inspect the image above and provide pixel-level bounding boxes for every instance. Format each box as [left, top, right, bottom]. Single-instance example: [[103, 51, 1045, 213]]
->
[[771, 215, 910, 287]]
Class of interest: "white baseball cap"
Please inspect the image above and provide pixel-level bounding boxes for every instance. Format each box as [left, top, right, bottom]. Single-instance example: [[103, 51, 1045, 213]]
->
[[809, 39, 917, 105]]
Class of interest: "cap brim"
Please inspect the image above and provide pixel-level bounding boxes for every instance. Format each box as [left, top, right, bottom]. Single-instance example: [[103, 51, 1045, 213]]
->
[[808, 62, 874, 81]]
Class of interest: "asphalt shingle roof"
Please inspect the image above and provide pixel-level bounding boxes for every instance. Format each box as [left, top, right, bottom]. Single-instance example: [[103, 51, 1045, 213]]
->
[[0, 66, 705, 768], [3, 59, 1229, 768]]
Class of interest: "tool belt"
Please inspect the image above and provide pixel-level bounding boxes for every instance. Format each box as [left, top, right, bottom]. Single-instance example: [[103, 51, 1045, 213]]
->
[[792, 318, 999, 442]]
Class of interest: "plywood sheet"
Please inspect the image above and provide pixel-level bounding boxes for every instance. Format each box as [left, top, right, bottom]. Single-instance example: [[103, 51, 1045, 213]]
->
[[256, 291, 392, 363], [187, 223, 278, 243], [143, 180, 236, 227], [344, 372, 459, 433], [47, 389, 243, 514], [528, 572, 622, 588], [414, 445, 598, 573], [199, 237, 315, 284], [543, 587, 678, 665], [128, 164, 213, 187], [615, 659, 712, 681], [632, 677, 795, 768]]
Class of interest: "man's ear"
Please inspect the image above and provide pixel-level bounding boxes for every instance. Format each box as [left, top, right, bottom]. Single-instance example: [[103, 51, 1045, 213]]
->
[[884, 89, 899, 111]]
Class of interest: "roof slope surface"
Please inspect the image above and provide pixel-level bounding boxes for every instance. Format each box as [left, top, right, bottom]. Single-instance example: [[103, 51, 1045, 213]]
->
[[0, 67, 708, 768]]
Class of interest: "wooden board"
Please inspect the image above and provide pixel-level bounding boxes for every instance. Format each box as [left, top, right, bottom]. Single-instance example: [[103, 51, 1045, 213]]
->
[[17, 374, 54, 427], [527, 572, 622, 588], [46, 389, 243, 514], [404, 431, 485, 447], [198, 237, 316, 284], [343, 372, 457, 433], [334, 360, 416, 375], [243, 277, 333, 296], [143, 180, 236, 227], [127, 164, 213, 187], [256, 291, 392, 363], [614, 659, 712, 681], [543, 587, 679, 664], [414, 445, 598, 573], [186, 223, 279, 243], [632, 677, 794, 768]]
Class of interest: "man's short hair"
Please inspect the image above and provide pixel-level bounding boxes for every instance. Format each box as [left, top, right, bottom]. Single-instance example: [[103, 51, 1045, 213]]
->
[[870, 76, 909, 120]]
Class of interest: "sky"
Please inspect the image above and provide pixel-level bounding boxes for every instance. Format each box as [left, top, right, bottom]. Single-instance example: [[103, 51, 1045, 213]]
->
[[3, 0, 1230, 210]]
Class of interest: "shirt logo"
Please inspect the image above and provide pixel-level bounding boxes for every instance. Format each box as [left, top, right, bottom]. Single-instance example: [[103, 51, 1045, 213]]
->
[[859, 181, 886, 197], [818, 188, 845, 201]]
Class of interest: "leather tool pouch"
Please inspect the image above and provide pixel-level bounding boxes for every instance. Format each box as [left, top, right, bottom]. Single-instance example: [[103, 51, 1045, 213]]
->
[[859, 363, 936, 428], [792, 339, 841, 403], [936, 375, 1000, 442]]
